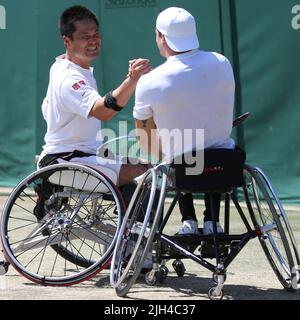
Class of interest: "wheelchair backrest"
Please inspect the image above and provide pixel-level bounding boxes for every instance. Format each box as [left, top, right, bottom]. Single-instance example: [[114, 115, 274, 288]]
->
[[171, 148, 246, 193]]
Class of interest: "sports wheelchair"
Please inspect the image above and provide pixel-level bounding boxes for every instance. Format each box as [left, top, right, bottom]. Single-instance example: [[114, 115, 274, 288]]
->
[[0, 162, 125, 286], [110, 140, 300, 300]]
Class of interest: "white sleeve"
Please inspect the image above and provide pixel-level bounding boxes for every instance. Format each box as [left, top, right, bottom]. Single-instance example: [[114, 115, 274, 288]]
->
[[60, 77, 101, 119], [133, 78, 153, 120]]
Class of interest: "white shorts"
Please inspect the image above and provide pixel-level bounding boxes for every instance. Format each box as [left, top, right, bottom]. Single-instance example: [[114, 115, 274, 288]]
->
[[38, 152, 123, 185]]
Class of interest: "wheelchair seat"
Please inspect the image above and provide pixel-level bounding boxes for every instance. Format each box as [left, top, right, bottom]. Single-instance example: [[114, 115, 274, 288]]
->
[[170, 147, 246, 193], [48, 163, 117, 193], [36, 152, 119, 191]]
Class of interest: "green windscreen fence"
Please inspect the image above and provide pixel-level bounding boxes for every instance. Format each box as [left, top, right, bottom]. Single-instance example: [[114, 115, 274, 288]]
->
[[0, 0, 300, 204]]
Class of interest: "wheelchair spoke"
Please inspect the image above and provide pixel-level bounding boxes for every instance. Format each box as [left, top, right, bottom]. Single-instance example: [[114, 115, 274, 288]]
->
[[268, 235, 291, 277]]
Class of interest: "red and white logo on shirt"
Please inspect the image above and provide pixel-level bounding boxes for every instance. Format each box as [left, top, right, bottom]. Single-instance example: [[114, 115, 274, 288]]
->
[[72, 80, 86, 91]]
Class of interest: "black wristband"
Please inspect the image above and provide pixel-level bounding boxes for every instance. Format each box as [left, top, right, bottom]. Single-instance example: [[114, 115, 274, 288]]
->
[[104, 91, 123, 112]]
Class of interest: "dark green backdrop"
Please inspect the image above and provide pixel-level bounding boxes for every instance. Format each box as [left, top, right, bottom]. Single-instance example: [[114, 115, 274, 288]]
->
[[0, 0, 300, 204]]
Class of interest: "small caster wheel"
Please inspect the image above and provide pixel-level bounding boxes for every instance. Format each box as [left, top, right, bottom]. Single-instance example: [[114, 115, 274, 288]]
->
[[172, 260, 186, 277], [157, 265, 169, 284], [0, 261, 9, 275], [145, 270, 157, 286], [208, 287, 224, 300]]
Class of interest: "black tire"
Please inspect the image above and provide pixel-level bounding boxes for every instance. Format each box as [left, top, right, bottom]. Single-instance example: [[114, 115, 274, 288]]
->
[[172, 260, 186, 278], [110, 166, 167, 297], [243, 165, 298, 291], [1, 163, 124, 286]]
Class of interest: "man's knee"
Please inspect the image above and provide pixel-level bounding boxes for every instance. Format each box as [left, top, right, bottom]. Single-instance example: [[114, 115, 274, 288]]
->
[[118, 163, 148, 186]]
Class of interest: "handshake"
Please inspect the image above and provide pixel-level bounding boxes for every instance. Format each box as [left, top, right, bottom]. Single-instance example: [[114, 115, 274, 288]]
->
[[127, 58, 152, 81]]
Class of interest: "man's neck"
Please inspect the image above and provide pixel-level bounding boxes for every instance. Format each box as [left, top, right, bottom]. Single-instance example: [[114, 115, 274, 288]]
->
[[165, 48, 193, 59], [65, 52, 91, 69]]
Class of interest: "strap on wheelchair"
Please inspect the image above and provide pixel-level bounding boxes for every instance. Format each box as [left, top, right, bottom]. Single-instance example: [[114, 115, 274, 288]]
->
[[39, 150, 95, 168]]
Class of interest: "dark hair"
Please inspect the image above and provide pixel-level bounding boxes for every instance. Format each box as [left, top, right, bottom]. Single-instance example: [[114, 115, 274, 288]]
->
[[60, 5, 99, 39]]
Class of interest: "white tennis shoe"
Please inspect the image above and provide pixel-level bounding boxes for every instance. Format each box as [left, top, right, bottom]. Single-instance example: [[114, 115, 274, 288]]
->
[[203, 221, 223, 235], [176, 219, 200, 236]]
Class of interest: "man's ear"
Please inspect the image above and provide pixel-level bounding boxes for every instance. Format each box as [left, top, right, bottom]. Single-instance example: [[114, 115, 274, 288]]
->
[[161, 35, 167, 45], [63, 35, 71, 49], [158, 32, 167, 45], [157, 30, 164, 39]]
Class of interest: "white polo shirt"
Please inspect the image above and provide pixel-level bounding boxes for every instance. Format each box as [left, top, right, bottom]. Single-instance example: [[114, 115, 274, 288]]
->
[[133, 50, 235, 161], [42, 55, 102, 154]]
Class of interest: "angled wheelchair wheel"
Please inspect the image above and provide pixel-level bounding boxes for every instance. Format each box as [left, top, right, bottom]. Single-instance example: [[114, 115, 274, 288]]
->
[[110, 166, 167, 297], [1, 163, 124, 286], [244, 165, 298, 291], [254, 168, 300, 273]]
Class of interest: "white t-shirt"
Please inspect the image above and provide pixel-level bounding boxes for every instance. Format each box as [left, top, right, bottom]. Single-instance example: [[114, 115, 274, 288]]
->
[[42, 55, 102, 154], [133, 50, 235, 161]]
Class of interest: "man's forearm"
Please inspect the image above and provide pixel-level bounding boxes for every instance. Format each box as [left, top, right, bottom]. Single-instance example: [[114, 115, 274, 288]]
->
[[89, 77, 139, 121], [112, 77, 138, 107]]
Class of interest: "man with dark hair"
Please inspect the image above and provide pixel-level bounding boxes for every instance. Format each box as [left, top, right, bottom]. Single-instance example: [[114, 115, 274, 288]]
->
[[59, 5, 99, 39], [38, 6, 152, 189]]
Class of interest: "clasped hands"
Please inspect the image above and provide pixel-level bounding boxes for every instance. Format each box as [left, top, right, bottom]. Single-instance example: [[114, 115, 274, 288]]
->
[[127, 58, 152, 80]]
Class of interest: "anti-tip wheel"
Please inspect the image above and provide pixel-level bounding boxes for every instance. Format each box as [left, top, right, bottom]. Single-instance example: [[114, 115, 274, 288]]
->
[[157, 265, 169, 284], [172, 259, 186, 277]]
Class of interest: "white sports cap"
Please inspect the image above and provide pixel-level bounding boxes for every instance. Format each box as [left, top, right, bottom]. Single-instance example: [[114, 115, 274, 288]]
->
[[156, 7, 200, 52]]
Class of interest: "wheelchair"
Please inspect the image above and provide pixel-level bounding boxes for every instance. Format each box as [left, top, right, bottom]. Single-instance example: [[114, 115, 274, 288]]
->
[[110, 148, 300, 300], [0, 162, 125, 286]]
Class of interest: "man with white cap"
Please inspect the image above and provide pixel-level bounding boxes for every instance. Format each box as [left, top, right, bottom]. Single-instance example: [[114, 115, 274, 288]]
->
[[133, 7, 236, 235]]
